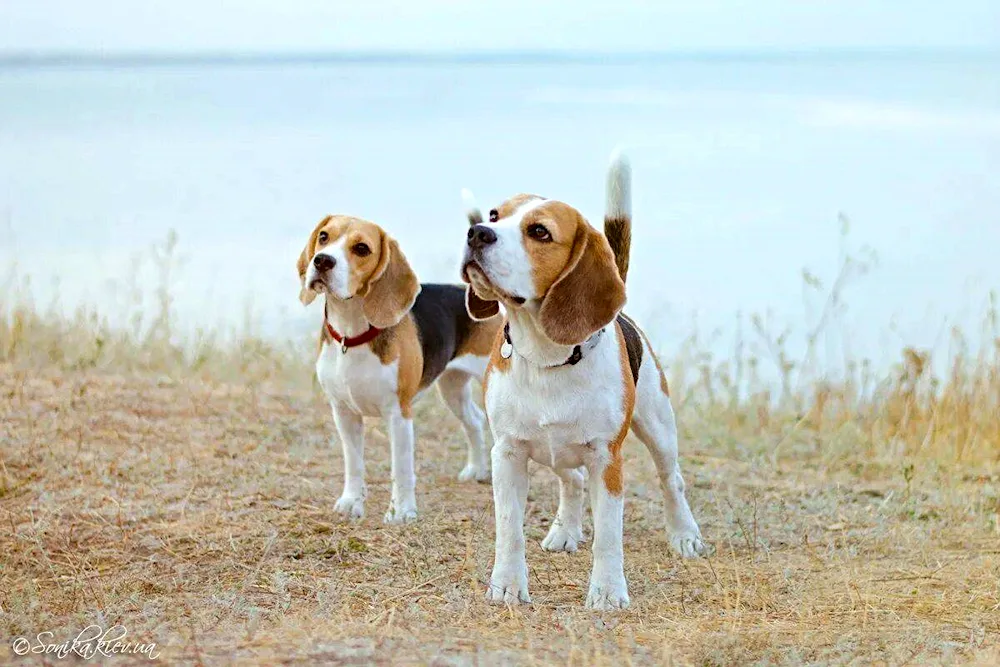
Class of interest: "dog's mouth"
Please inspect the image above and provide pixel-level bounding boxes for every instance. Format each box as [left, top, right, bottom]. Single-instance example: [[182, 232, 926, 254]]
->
[[460, 261, 479, 285], [462, 261, 526, 305], [308, 277, 355, 301]]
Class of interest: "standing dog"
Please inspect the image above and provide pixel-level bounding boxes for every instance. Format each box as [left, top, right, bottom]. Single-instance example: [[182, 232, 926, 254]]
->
[[298, 215, 500, 523], [460, 152, 706, 609]]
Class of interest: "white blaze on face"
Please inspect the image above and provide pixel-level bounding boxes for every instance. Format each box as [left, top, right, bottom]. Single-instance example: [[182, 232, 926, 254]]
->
[[477, 198, 547, 300], [305, 238, 353, 300]]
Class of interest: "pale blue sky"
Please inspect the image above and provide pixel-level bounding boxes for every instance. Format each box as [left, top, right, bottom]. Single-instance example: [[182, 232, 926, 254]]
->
[[1, 0, 998, 54]]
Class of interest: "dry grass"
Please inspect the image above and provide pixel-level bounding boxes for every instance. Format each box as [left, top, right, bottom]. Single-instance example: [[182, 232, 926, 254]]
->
[[1, 234, 999, 665]]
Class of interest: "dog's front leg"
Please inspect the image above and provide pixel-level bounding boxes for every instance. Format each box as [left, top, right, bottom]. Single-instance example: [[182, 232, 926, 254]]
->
[[586, 450, 630, 610], [486, 437, 530, 604], [331, 403, 366, 519], [383, 410, 418, 524]]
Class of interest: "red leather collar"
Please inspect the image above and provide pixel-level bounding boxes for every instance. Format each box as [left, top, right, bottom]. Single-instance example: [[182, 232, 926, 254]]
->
[[325, 320, 382, 351], [324, 306, 382, 351]]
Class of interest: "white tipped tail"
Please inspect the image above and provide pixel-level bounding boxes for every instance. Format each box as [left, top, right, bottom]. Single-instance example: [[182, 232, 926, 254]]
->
[[605, 148, 632, 221], [604, 149, 632, 283], [462, 188, 483, 226]]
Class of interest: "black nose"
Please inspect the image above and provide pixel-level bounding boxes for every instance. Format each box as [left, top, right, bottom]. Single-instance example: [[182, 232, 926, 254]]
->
[[467, 224, 498, 249], [313, 254, 335, 271]]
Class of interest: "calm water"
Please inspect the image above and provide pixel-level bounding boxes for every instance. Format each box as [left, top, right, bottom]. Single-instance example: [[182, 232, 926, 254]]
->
[[1, 56, 998, 369]]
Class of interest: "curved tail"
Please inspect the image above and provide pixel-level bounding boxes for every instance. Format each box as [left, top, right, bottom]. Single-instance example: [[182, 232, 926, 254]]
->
[[604, 148, 632, 284]]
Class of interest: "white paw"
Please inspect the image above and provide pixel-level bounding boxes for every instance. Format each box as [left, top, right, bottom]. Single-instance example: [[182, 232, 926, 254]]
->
[[333, 494, 365, 519], [485, 564, 530, 605], [383, 504, 418, 525], [541, 523, 584, 553], [669, 530, 709, 558], [586, 578, 630, 611], [457, 462, 490, 483]]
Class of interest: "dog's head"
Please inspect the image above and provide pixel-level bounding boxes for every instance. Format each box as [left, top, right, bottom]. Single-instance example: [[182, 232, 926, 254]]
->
[[297, 215, 420, 328], [461, 195, 625, 345]]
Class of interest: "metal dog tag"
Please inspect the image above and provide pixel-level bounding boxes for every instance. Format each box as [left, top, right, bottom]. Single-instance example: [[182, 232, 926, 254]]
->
[[500, 340, 513, 359]]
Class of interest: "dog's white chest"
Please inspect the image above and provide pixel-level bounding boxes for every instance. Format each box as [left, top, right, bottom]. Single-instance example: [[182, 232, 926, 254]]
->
[[485, 343, 625, 468], [316, 343, 398, 416]]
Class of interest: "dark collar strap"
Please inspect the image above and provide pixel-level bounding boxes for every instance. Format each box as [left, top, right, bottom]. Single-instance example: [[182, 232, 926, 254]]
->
[[503, 322, 588, 368]]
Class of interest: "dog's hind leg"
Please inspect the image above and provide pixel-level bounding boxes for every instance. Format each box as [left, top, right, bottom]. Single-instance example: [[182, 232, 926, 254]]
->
[[541, 467, 586, 552], [437, 369, 490, 482], [630, 350, 707, 558]]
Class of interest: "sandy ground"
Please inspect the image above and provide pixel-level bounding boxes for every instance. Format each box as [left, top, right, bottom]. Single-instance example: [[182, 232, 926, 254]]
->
[[1, 365, 998, 665]]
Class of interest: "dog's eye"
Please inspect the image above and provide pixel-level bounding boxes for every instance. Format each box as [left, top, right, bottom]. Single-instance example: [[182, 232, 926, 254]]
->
[[489, 209, 499, 222], [317, 231, 329, 244], [352, 242, 371, 257], [526, 224, 552, 242]]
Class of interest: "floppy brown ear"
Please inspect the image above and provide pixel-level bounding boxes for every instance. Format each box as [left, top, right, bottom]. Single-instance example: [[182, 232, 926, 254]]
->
[[296, 216, 330, 306], [538, 226, 626, 345], [465, 285, 500, 320], [362, 231, 421, 328]]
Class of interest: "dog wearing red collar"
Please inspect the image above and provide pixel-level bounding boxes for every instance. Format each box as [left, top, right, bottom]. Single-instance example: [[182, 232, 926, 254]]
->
[[461, 151, 707, 609], [298, 215, 501, 523]]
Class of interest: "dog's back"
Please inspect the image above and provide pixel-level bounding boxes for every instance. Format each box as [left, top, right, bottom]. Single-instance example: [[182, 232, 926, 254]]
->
[[409, 283, 499, 388]]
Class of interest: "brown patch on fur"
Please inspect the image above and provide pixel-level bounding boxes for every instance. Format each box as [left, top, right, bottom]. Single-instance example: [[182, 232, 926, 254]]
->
[[337, 221, 386, 296], [630, 318, 670, 396], [317, 321, 330, 354], [482, 323, 511, 402], [457, 316, 503, 358], [394, 317, 423, 409], [536, 210, 626, 346], [604, 216, 631, 283], [603, 321, 637, 496], [492, 193, 542, 220], [361, 231, 420, 329], [523, 201, 580, 297], [368, 326, 396, 363], [363, 314, 423, 418]]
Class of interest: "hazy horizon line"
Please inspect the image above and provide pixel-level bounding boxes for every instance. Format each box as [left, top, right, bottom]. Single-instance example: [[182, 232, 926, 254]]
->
[[2, 46, 997, 69]]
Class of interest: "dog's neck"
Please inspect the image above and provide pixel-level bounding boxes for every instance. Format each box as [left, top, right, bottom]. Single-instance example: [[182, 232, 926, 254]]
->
[[506, 307, 578, 367], [323, 293, 372, 338]]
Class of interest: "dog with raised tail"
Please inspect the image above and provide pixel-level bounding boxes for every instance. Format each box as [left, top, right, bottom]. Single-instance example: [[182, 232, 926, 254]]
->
[[460, 150, 707, 610]]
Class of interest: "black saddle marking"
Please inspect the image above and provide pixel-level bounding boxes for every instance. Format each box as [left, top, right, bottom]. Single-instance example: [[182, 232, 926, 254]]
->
[[617, 314, 642, 386], [409, 283, 475, 388]]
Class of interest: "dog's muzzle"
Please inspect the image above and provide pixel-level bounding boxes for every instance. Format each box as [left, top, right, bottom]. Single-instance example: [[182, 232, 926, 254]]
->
[[307, 253, 337, 291]]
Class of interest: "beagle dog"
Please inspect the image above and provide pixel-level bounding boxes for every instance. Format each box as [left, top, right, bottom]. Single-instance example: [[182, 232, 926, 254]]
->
[[460, 152, 707, 610], [298, 215, 501, 523]]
